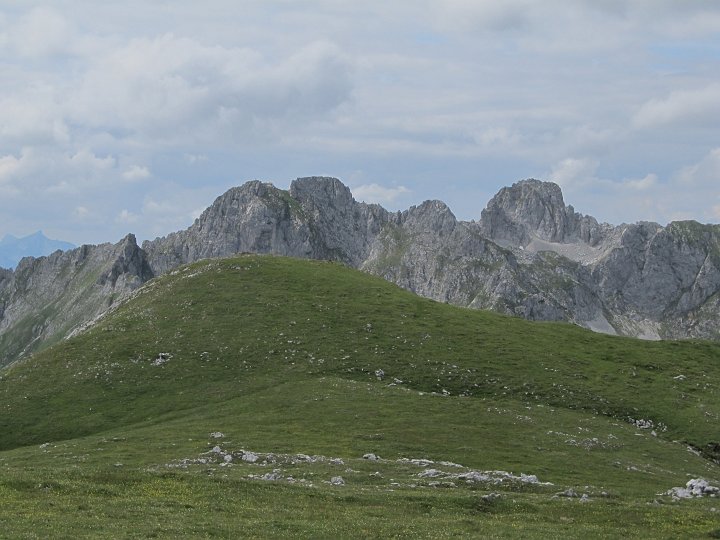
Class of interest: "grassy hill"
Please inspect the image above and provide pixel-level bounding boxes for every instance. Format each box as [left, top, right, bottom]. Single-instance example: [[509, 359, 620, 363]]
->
[[0, 255, 718, 538]]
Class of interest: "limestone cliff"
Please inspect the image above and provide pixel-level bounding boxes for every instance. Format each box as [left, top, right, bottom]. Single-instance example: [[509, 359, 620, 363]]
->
[[0, 234, 152, 365], [3, 176, 720, 368]]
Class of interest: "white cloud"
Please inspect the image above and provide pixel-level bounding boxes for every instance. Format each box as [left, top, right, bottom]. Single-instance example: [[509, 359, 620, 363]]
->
[[546, 149, 720, 225], [73, 206, 90, 219], [351, 183, 411, 205], [676, 147, 720, 185], [549, 158, 657, 194], [184, 153, 208, 164], [1, 2, 720, 241], [122, 165, 151, 181], [9, 7, 71, 58], [64, 35, 352, 144], [69, 149, 115, 171], [437, 0, 535, 32], [548, 157, 599, 190], [625, 173, 658, 191], [0, 95, 69, 145], [473, 127, 521, 148], [434, 0, 720, 50], [633, 84, 720, 129], [0, 153, 23, 182], [116, 209, 139, 224]]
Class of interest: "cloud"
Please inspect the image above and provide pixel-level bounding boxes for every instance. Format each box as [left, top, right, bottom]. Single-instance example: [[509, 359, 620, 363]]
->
[[64, 35, 352, 144], [624, 174, 658, 191], [546, 150, 720, 225], [184, 153, 208, 164], [473, 127, 521, 148], [549, 158, 657, 193], [0, 95, 69, 145], [9, 7, 71, 58], [69, 149, 115, 171], [73, 206, 90, 219], [676, 147, 720, 185], [116, 209, 139, 224], [633, 84, 720, 129], [2, 2, 720, 242], [351, 183, 411, 205], [437, 0, 535, 32], [0, 153, 24, 183], [434, 0, 720, 49], [122, 165, 151, 181], [548, 157, 599, 190]]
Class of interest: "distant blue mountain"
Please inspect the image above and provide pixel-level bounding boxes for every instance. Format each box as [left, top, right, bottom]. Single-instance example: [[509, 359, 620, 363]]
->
[[0, 231, 75, 270]]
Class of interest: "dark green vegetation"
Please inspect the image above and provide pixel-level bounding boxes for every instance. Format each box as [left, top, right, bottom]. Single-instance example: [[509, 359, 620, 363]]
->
[[1, 255, 719, 538]]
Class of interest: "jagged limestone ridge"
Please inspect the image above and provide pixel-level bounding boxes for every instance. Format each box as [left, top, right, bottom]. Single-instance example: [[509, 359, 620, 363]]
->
[[142, 177, 393, 274], [3, 176, 720, 368], [0, 234, 152, 367]]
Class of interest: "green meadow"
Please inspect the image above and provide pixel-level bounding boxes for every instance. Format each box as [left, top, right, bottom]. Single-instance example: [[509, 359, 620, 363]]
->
[[1, 255, 718, 538]]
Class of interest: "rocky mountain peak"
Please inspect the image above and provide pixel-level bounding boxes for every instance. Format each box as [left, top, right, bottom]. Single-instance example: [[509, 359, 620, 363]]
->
[[480, 179, 607, 247], [402, 200, 457, 237], [290, 176, 354, 211], [480, 179, 572, 245], [97, 233, 154, 288]]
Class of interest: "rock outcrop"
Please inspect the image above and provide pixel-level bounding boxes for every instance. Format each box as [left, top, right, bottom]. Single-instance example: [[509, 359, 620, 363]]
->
[[0, 234, 152, 365], [142, 177, 391, 274], [3, 176, 720, 367], [480, 179, 609, 246], [478, 180, 720, 340]]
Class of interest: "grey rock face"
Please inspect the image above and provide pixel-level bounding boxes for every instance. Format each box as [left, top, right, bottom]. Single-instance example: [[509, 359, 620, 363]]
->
[[142, 177, 391, 274], [0, 234, 153, 366], [3, 175, 720, 367], [479, 181, 720, 339], [288, 176, 391, 266], [480, 179, 607, 246]]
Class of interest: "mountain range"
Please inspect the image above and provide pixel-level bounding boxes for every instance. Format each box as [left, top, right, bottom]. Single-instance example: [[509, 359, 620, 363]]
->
[[2, 176, 720, 367], [0, 231, 75, 270]]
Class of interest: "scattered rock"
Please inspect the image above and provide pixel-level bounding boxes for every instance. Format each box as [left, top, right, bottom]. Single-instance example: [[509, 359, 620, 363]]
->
[[261, 470, 283, 481], [397, 458, 434, 467], [666, 478, 720, 500], [459, 471, 490, 483], [457, 470, 551, 486], [418, 469, 443, 478], [520, 473, 540, 484], [152, 352, 172, 366], [242, 451, 260, 463]]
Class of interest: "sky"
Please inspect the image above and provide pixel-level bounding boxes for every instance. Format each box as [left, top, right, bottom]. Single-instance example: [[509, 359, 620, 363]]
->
[[1, 1, 719, 246]]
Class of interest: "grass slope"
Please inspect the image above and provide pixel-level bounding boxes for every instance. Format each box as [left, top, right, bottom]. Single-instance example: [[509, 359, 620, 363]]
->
[[0, 255, 719, 538]]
